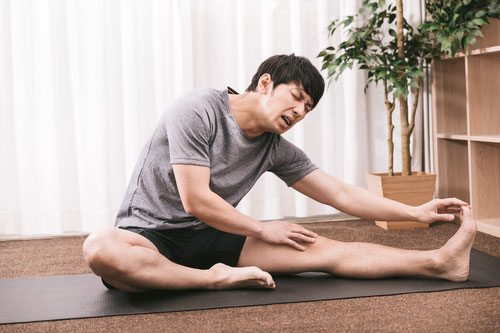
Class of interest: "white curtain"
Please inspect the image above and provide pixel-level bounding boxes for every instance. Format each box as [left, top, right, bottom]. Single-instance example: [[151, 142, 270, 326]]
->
[[0, 0, 428, 235]]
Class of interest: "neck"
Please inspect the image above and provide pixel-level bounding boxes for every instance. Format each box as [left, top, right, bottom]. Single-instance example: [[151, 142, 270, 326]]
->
[[228, 92, 265, 138]]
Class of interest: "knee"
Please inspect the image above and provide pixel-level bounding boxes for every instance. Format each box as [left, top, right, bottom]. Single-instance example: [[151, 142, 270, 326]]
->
[[82, 227, 122, 276], [305, 236, 340, 252]]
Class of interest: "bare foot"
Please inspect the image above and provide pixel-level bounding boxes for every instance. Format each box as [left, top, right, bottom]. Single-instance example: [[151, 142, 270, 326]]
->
[[208, 263, 275, 290], [434, 206, 477, 282]]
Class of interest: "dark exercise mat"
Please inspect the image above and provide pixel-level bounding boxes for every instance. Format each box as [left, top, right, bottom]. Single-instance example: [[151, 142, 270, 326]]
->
[[1, 248, 500, 324]]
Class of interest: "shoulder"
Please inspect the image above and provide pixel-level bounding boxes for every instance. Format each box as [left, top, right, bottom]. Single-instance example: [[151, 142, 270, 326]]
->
[[172, 88, 227, 109], [163, 89, 228, 140], [166, 88, 227, 120]]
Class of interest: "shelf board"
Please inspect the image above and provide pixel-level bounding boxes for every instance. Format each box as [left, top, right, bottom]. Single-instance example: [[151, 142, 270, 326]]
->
[[469, 135, 500, 143], [469, 45, 500, 56], [476, 218, 500, 238], [441, 46, 500, 59], [436, 134, 500, 143], [436, 133, 468, 141]]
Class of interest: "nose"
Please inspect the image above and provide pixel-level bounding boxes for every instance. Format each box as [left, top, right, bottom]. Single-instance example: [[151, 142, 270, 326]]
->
[[293, 103, 306, 117]]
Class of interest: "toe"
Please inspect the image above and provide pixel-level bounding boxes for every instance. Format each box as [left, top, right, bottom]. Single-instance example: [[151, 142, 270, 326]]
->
[[254, 270, 274, 288], [461, 206, 472, 218]]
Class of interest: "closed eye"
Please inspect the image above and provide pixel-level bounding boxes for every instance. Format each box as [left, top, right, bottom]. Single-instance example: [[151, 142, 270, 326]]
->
[[291, 89, 312, 112]]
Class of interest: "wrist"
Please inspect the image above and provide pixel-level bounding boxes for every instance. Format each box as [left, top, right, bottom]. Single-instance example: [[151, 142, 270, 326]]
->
[[407, 205, 419, 222], [248, 220, 264, 238]]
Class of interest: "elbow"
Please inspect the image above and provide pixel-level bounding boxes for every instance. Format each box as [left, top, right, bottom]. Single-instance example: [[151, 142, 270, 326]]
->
[[332, 183, 351, 211], [182, 199, 198, 216], [180, 191, 211, 217]]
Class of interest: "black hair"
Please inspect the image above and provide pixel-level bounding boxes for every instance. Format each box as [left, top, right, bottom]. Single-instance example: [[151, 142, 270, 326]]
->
[[246, 54, 325, 110]]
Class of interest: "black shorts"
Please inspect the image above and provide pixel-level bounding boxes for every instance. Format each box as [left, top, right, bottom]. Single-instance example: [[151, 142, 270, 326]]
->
[[102, 226, 247, 290]]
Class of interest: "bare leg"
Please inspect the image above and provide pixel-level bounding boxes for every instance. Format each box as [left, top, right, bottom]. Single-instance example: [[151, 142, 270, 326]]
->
[[238, 207, 476, 282], [82, 227, 274, 292]]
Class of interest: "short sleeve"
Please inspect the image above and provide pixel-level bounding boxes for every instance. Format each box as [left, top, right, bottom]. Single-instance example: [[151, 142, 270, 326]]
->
[[269, 137, 318, 186], [166, 104, 214, 167]]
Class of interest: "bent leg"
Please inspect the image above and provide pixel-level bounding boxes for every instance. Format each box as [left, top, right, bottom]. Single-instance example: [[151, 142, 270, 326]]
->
[[82, 227, 274, 292], [238, 208, 477, 281]]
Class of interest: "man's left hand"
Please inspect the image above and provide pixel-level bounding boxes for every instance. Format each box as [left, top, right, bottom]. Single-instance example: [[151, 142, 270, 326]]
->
[[414, 198, 470, 224]]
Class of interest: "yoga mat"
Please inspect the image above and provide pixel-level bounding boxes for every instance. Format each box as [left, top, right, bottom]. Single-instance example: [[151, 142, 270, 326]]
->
[[1, 248, 499, 325]]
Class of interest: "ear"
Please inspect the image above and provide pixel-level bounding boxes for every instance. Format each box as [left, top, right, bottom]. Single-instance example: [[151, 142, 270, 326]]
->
[[257, 74, 273, 94]]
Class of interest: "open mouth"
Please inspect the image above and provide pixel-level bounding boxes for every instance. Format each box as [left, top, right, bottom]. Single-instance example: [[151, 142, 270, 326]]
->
[[281, 116, 291, 126]]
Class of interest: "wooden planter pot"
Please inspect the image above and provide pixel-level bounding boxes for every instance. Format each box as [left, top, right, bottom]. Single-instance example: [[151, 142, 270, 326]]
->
[[366, 172, 436, 230]]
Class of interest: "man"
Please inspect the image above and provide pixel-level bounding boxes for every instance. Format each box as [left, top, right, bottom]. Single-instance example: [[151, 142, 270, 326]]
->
[[83, 54, 476, 292]]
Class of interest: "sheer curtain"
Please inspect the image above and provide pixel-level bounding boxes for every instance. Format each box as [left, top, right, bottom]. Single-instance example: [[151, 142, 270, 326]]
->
[[0, 0, 428, 235]]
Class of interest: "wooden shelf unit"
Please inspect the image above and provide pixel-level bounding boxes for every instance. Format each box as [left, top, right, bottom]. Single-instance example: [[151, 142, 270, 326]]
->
[[432, 19, 500, 238]]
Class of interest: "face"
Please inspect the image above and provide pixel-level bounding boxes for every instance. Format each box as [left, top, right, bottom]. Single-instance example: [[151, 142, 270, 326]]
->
[[257, 75, 314, 134]]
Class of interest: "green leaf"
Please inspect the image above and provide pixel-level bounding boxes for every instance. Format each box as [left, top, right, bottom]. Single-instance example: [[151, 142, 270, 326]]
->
[[328, 64, 337, 78], [471, 29, 484, 38], [395, 85, 404, 98], [342, 16, 354, 27], [462, 36, 470, 48], [451, 38, 461, 57], [436, 31, 448, 44], [402, 89, 409, 100], [339, 62, 349, 74], [440, 38, 452, 51], [475, 10, 487, 18], [466, 21, 476, 29], [409, 80, 419, 88], [473, 18, 488, 26], [440, 10, 449, 21]]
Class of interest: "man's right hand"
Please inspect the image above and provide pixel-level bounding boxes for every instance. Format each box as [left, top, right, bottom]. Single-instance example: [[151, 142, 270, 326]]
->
[[257, 221, 318, 251]]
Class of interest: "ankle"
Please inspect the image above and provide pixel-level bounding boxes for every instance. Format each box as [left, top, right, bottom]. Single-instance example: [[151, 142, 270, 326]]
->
[[427, 250, 446, 276], [204, 264, 226, 290]]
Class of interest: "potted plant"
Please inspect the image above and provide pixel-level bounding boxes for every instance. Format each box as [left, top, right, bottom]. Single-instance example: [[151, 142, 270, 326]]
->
[[318, 0, 500, 229]]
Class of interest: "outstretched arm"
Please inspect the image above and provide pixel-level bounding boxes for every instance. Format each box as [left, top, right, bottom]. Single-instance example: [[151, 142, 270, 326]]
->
[[172, 164, 317, 251], [292, 169, 469, 223]]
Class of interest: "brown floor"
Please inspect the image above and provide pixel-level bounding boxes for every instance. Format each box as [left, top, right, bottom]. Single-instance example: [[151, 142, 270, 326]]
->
[[1, 219, 499, 332]]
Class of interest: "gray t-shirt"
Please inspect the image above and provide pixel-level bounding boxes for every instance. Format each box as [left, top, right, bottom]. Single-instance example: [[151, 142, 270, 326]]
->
[[115, 88, 317, 230]]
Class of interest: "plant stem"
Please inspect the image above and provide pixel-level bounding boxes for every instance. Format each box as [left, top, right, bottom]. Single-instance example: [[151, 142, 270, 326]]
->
[[384, 83, 395, 177], [396, 0, 412, 176], [409, 76, 423, 138]]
